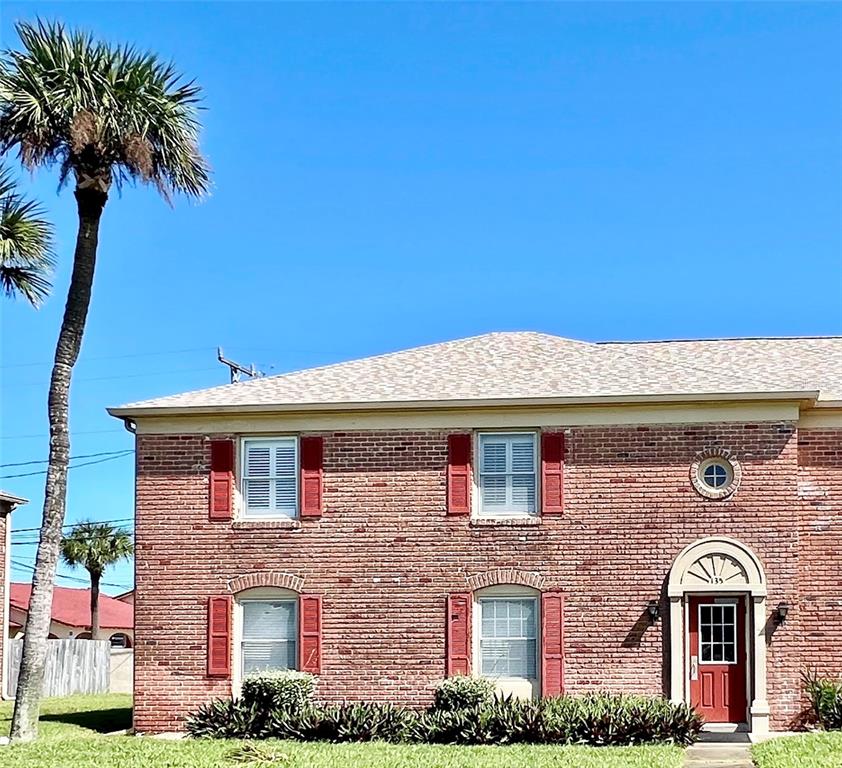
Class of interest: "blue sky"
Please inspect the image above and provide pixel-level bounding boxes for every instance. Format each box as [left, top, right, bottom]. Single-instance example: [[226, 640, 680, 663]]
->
[[1, 2, 840, 593]]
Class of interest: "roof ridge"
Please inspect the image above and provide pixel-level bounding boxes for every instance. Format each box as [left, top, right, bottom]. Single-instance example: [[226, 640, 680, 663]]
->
[[599, 335, 842, 345]]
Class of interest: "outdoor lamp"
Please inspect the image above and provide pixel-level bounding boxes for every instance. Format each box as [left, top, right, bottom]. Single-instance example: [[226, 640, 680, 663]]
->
[[775, 602, 789, 625], [646, 600, 660, 624]]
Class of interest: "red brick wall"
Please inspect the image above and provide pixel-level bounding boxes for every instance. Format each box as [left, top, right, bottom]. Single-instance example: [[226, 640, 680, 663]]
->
[[133, 422, 837, 732], [797, 429, 842, 720]]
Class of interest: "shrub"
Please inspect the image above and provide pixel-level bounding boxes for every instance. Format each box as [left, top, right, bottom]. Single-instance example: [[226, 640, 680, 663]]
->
[[186, 698, 264, 739], [432, 676, 495, 712], [241, 670, 316, 711], [187, 690, 701, 747], [803, 669, 842, 730]]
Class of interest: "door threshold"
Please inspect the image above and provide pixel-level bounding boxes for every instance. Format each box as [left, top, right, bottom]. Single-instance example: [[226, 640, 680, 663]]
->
[[701, 723, 749, 733]]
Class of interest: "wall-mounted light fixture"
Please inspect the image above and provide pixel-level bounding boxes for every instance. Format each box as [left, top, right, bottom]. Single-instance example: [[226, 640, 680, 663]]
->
[[775, 602, 789, 625], [647, 600, 660, 624]]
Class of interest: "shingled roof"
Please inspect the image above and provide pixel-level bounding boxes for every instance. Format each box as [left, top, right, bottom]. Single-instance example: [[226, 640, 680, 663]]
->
[[109, 332, 842, 416]]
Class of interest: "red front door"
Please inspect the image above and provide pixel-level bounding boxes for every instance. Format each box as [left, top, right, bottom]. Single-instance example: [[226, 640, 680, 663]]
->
[[688, 596, 747, 723]]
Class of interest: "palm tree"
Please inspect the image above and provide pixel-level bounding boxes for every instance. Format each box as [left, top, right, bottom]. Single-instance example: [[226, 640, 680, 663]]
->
[[60, 521, 134, 640], [0, 164, 54, 305], [0, 20, 210, 741]]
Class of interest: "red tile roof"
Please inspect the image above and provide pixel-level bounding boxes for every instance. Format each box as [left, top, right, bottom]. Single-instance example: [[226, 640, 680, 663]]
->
[[10, 583, 133, 630]]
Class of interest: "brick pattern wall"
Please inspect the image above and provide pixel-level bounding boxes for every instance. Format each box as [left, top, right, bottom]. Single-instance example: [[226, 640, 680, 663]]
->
[[133, 422, 833, 732], [797, 429, 842, 719]]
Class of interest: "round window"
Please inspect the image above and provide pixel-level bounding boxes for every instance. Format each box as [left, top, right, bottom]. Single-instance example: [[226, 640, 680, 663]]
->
[[691, 450, 741, 499]]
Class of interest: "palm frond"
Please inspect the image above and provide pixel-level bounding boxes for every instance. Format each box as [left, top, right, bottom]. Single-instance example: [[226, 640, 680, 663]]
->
[[60, 520, 134, 576], [0, 163, 55, 306], [0, 19, 211, 201]]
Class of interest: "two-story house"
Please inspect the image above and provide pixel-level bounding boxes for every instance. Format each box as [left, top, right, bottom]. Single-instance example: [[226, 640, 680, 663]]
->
[[108, 332, 842, 735]]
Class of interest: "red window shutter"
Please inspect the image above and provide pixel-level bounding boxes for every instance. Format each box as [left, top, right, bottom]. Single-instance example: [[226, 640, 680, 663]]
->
[[447, 434, 471, 515], [300, 436, 324, 518], [446, 592, 472, 676], [541, 591, 565, 696], [207, 595, 232, 677], [209, 440, 235, 520], [299, 594, 322, 674], [541, 433, 564, 515]]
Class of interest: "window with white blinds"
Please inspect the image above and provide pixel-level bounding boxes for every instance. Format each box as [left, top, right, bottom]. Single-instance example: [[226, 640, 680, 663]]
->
[[479, 597, 538, 679], [241, 599, 298, 675], [478, 433, 537, 516], [242, 438, 299, 518]]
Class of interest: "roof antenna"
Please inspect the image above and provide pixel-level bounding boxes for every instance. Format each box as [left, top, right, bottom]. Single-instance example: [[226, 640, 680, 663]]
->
[[217, 347, 263, 384]]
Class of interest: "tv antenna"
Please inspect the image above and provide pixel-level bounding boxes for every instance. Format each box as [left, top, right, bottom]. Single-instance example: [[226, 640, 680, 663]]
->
[[217, 347, 264, 383]]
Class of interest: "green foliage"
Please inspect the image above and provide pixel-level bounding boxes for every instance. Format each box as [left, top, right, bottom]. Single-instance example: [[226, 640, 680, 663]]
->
[[241, 670, 316, 712], [0, 19, 210, 200], [61, 521, 134, 578], [0, 164, 54, 306], [432, 676, 495, 712], [802, 669, 842, 730], [187, 692, 701, 747], [752, 732, 842, 768]]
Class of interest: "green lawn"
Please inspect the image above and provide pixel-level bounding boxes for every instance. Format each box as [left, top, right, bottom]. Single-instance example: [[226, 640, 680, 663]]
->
[[0, 694, 685, 768], [752, 732, 842, 768]]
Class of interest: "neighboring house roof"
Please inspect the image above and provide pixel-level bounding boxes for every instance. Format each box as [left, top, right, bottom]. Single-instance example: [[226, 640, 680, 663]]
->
[[108, 332, 842, 416], [10, 583, 134, 630], [0, 490, 28, 507]]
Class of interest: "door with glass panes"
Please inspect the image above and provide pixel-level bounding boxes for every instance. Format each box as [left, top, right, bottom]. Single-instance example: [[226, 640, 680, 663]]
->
[[688, 596, 747, 723]]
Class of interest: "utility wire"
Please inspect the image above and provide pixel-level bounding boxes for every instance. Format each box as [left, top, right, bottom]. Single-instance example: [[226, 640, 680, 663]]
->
[[0, 450, 133, 480], [0, 429, 125, 441], [10, 559, 132, 590], [0, 346, 214, 370], [0, 449, 135, 469], [12, 517, 135, 535], [13, 365, 222, 388]]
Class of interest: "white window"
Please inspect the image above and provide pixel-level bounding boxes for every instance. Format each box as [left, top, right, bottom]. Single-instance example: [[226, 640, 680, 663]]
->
[[242, 438, 298, 518], [478, 433, 537, 516], [479, 596, 538, 680], [240, 598, 298, 675]]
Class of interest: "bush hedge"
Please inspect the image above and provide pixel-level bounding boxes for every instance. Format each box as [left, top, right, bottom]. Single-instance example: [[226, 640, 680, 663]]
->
[[432, 676, 495, 712], [187, 684, 702, 746], [803, 669, 842, 730]]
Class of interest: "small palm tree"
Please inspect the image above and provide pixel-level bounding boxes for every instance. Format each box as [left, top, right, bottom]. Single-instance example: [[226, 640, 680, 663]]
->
[[60, 522, 134, 640], [0, 164, 54, 305], [1, 20, 210, 741]]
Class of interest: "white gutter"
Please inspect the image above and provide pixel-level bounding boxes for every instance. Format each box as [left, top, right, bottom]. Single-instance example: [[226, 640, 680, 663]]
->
[[107, 389, 819, 420]]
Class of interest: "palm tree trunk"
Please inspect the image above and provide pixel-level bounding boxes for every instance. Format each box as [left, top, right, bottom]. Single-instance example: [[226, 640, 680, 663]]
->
[[90, 570, 101, 640], [10, 186, 108, 742]]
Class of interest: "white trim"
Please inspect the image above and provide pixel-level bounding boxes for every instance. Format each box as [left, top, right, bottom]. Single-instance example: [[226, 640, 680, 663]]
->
[[696, 602, 739, 666], [108, 388, 820, 419], [474, 431, 539, 518], [232, 587, 299, 695], [239, 436, 300, 521], [472, 584, 541, 699], [668, 537, 769, 736]]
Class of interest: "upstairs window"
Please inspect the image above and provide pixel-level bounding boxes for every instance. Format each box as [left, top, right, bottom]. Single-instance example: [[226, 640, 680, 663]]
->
[[242, 438, 298, 518], [478, 433, 537, 516]]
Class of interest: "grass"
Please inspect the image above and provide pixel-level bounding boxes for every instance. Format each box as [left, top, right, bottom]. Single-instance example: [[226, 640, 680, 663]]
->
[[752, 731, 842, 768], [0, 693, 132, 739], [0, 694, 685, 767]]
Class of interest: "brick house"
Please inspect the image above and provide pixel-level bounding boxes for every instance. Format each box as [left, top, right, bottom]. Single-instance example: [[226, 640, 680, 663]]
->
[[0, 490, 26, 699], [108, 332, 842, 735]]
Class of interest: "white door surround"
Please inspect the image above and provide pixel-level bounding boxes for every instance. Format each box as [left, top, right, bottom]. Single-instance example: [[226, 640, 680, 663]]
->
[[667, 536, 769, 736]]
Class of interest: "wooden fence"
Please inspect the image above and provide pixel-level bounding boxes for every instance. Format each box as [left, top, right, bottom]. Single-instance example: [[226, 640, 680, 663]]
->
[[4, 639, 110, 698]]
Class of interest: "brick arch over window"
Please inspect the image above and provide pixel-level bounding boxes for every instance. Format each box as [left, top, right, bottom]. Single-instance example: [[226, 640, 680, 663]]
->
[[228, 572, 304, 594], [466, 568, 545, 591]]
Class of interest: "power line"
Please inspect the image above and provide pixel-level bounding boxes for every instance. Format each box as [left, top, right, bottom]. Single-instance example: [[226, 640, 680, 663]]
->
[[0, 346, 214, 370], [13, 365, 222, 388], [12, 533, 136, 545], [10, 559, 132, 590], [0, 450, 133, 479], [12, 517, 135, 535], [0, 449, 135, 469], [0, 429, 125, 441]]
